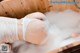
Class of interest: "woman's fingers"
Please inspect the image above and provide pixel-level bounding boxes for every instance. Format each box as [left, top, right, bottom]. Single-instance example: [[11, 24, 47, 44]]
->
[[71, 32, 80, 38]]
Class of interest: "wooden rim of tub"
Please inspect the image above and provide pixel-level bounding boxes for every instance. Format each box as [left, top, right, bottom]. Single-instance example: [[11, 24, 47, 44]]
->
[[47, 41, 80, 53], [0, 0, 50, 18]]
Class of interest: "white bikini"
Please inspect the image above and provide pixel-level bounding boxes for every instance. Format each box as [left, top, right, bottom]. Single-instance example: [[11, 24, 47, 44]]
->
[[22, 17, 33, 40], [0, 17, 34, 43]]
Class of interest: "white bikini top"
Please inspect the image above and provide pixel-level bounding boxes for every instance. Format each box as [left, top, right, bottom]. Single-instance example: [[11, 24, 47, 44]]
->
[[22, 18, 33, 40]]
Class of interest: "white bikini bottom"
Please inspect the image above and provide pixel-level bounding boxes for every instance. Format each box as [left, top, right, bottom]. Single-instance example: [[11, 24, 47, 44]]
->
[[22, 17, 34, 40]]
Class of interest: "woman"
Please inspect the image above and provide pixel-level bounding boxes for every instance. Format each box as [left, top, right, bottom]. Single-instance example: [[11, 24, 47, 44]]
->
[[0, 12, 47, 45], [0, 11, 79, 53]]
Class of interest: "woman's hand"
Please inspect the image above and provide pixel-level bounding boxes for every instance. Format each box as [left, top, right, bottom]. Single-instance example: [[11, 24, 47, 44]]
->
[[71, 32, 80, 38]]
